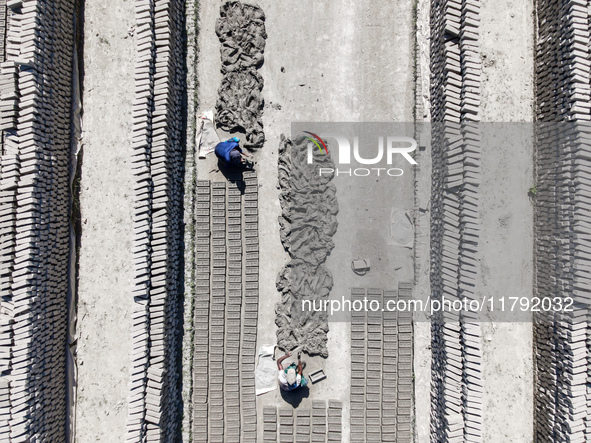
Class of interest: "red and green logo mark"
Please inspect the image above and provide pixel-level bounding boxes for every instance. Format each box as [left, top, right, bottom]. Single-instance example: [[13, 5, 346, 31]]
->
[[303, 131, 329, 155]]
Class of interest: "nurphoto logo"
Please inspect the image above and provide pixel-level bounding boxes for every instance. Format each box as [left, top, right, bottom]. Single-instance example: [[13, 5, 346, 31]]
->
[[304, 132, 418, 177]]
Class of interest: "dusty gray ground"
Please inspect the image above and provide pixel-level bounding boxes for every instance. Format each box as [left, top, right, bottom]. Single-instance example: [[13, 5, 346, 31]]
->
[[74, 1, 136, 440], [196, 1, 415, 441], [414, 0, 432, 441], [479, 0, 535, 440]]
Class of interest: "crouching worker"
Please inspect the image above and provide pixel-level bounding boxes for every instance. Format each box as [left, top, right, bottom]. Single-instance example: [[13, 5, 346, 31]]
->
[[214, 137, 253, 168], [277, 351, 308, 391]]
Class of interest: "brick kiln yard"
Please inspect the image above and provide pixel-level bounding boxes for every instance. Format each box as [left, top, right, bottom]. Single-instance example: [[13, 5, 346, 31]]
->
[[0, 0, 588, 442]]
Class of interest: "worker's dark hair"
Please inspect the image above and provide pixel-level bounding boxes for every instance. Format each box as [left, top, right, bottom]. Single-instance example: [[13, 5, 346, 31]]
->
[[229, 148, 241, 165]]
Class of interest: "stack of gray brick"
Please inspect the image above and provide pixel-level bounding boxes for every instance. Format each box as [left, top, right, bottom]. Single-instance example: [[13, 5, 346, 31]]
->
[[533, 1, 591, 442], [0, 0, 6, 65], [127, 0, 186, 440], [0, 147, 18, 394], [429, 0, 484, 440], [127, 0, 155, 434], [0, 0, 74, 440], [0, 60, 17, 131], [4, 4, 16, 62]]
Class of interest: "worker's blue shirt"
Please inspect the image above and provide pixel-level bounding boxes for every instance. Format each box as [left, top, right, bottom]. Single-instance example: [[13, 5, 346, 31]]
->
[[214, 140, 242, 164]]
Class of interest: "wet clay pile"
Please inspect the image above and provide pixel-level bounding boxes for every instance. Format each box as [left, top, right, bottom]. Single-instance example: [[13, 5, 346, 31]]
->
[[275, 135, 339, 357], [215, 1, 266, 149]]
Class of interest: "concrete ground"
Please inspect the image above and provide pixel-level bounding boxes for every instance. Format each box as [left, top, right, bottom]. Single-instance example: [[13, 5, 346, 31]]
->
[[413, 0, 433, 440], [479, 0, 535, 440], [73, 0, 136, 440], [196, 1, 416, 441]]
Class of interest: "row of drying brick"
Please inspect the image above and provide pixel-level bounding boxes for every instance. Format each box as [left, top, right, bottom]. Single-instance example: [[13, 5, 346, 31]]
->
[[349, 284, 413, 443], [263, 401, 342, 442], [429, 0, 484, 441], [192, 173, 260, 443], [239, 172, 260, 443], [533, 1, 591, 442], [0, 0, 74, 441], [126, 0, 186, 441]]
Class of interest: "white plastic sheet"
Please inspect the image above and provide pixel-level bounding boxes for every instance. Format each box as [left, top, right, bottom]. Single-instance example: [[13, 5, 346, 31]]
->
[[255, 345, 277, 396], [196, 111, 221, 158]]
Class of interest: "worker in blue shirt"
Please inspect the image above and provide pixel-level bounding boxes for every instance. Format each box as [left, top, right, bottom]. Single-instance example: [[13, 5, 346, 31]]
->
[[214, 137, 253, 167]]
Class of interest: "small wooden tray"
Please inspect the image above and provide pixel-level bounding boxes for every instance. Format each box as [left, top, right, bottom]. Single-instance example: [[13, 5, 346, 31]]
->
[[308, 369, 327, 384]]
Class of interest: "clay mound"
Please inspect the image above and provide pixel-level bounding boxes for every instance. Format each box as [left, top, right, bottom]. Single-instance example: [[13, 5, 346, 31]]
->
[[216, 1, 266, 73], [216, 70, 265, 148], [275, 135, 339, 357], [215, 1, 266, 149]]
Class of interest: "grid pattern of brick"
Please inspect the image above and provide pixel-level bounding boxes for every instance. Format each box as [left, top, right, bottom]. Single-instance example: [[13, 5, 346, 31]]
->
[[208, 181, 226, 442], [278, 408, 293, 442], [350, 285, 413, 442], [241, 170, 259, 441], [326, 400, 343, 442], [192, 172, 259, 442], [224, 181, 241, 442], [275, 402, 342, 443], [394, 285, 413, 441], [193, 180, 210, 443]]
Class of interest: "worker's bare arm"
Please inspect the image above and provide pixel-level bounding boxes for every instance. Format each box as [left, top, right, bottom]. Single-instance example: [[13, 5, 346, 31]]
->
[[276, 352, 291, 369]]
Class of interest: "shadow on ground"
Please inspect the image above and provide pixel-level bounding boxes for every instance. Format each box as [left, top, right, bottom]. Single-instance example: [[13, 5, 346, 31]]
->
[[217, 159, 256, 186], [280, 386, 310, 408]]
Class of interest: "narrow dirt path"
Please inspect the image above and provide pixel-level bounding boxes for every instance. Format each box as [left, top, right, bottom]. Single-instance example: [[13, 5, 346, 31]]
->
[[74, 1, 136, 440], [479, 0, 535, 440]]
